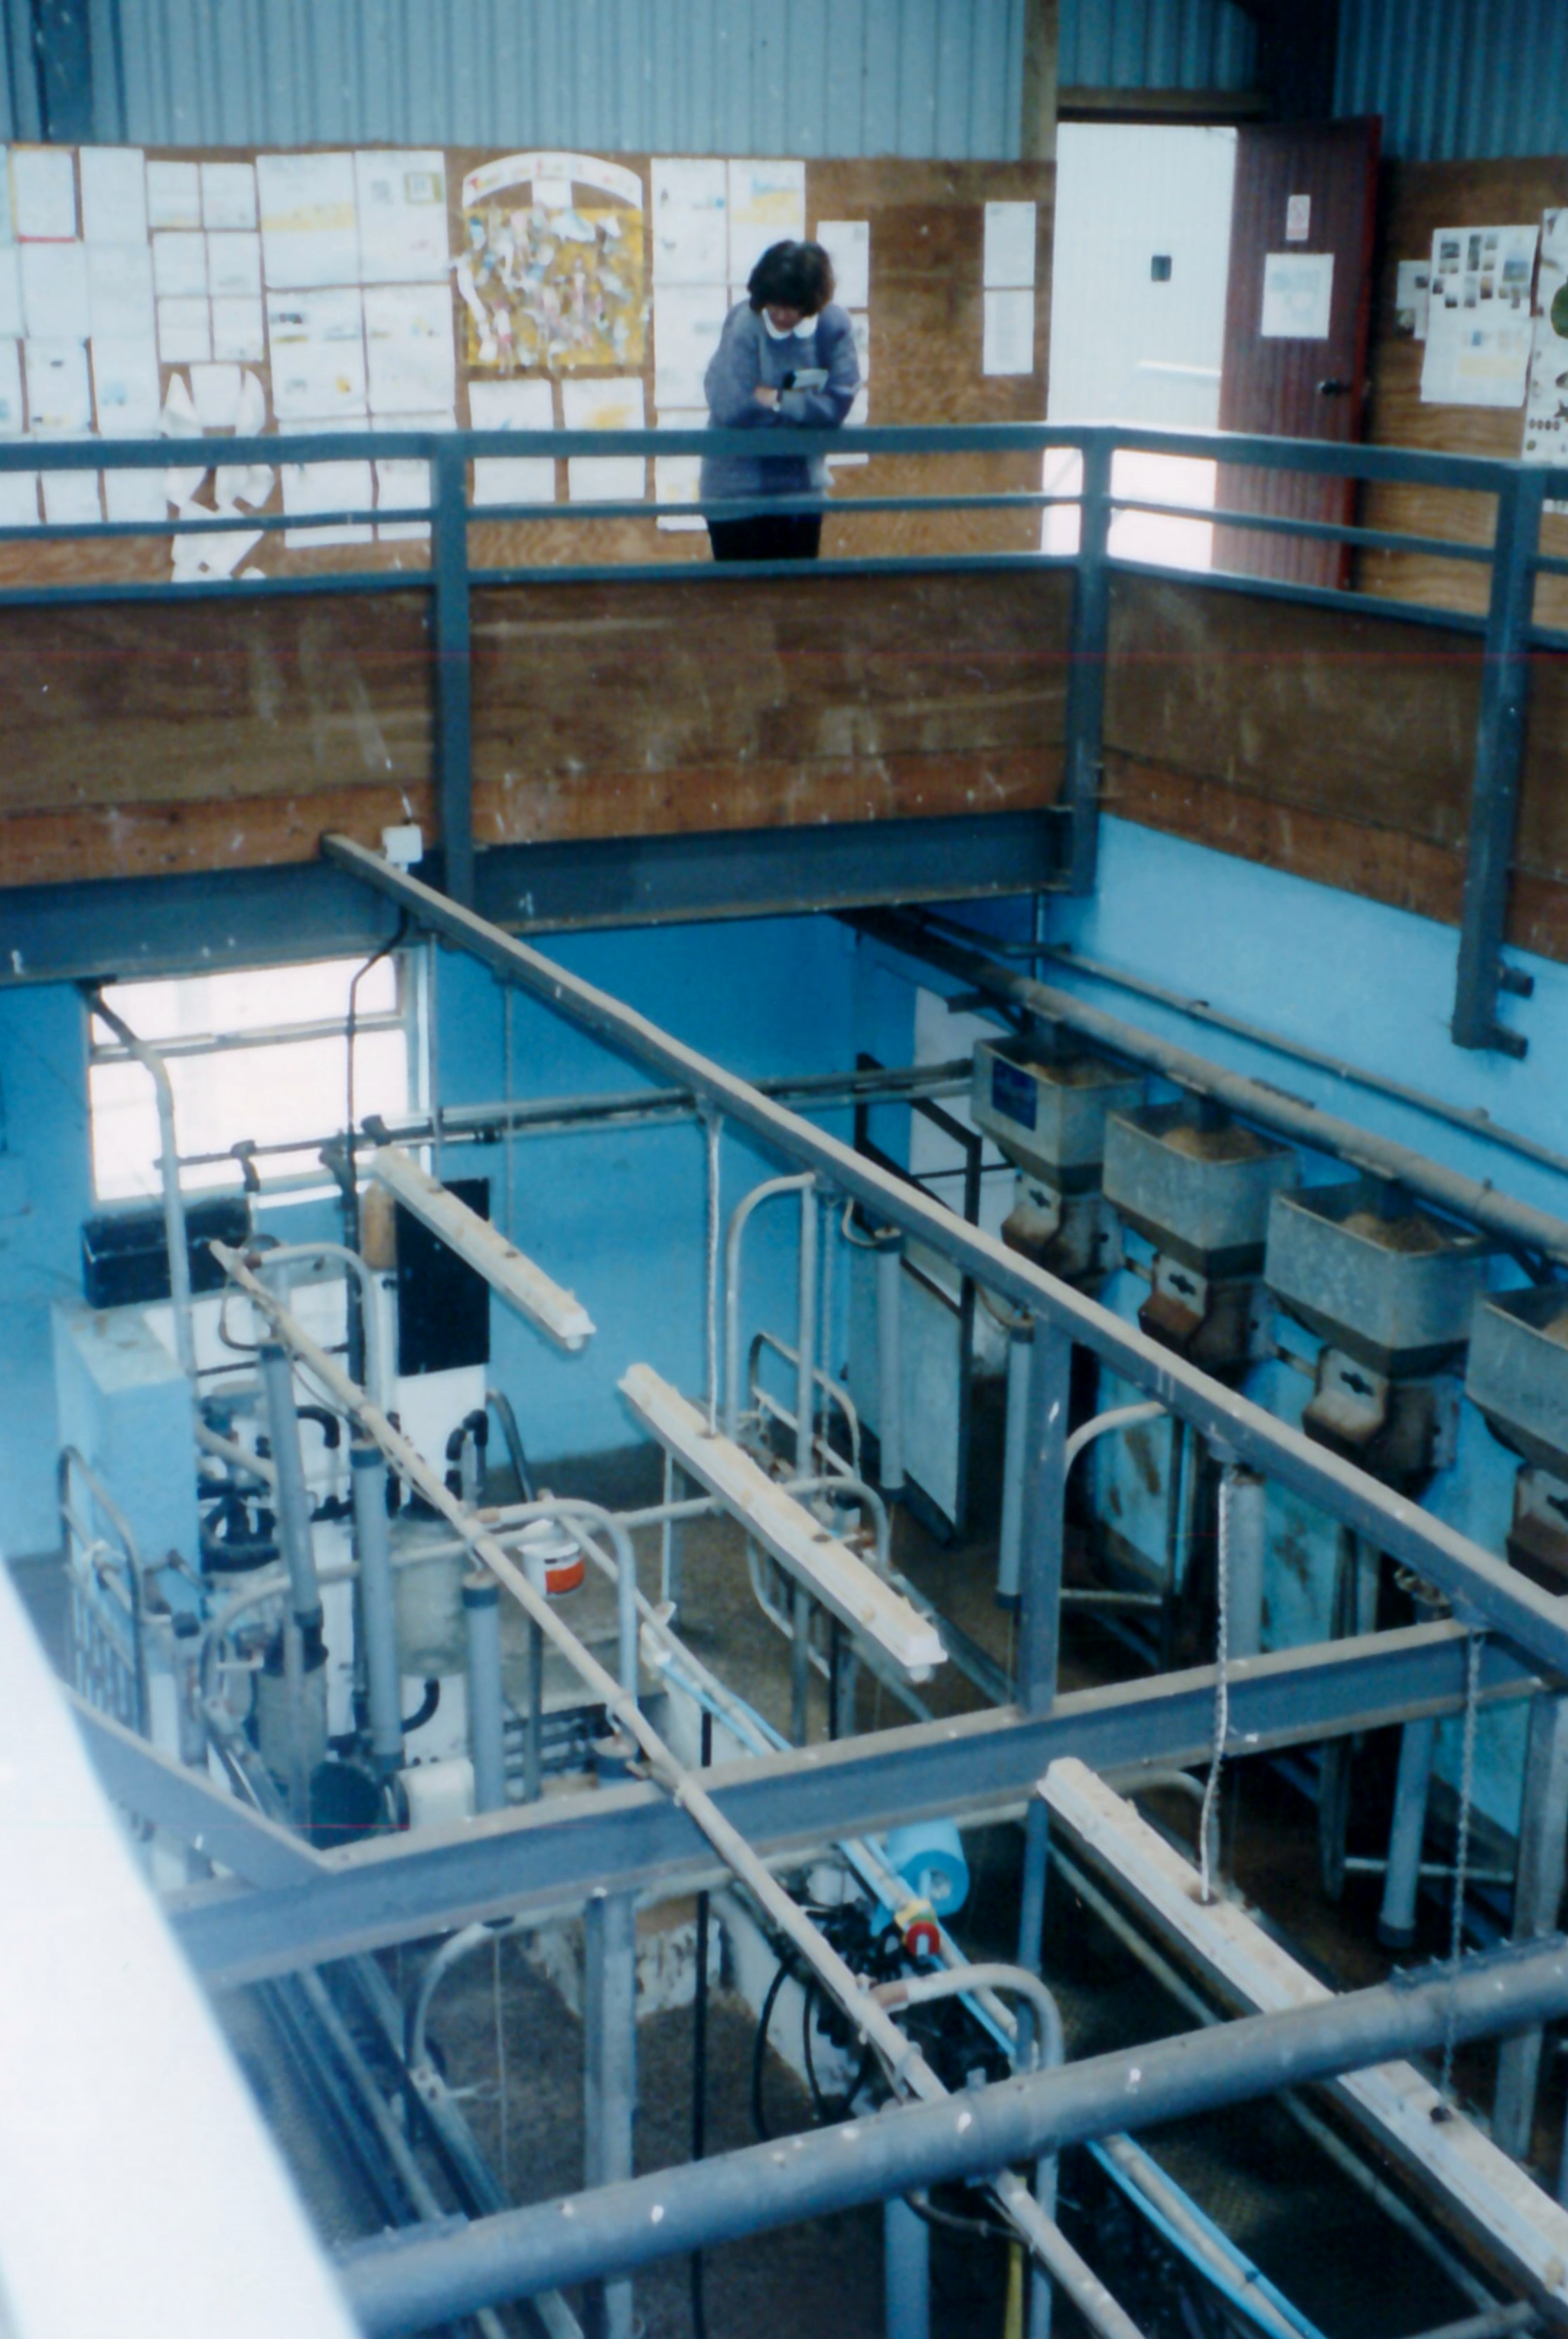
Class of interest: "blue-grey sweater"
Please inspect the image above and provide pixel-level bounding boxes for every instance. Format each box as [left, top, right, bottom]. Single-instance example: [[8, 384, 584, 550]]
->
[[699, 301, 860, 504]]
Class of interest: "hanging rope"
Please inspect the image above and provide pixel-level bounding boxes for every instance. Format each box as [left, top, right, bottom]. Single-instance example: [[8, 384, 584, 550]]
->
[[1437, 1624, 1486, 2111], [703, 1108, 723, 1435], [1199, 1461, 1235, 1907]]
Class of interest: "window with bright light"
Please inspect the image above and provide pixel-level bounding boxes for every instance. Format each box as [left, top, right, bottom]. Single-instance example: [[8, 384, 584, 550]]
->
[[88, 956, 417, 1203]]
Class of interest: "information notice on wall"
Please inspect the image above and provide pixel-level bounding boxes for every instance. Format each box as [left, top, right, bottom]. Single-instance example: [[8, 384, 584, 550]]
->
[[1419, 221, 1537, 409]]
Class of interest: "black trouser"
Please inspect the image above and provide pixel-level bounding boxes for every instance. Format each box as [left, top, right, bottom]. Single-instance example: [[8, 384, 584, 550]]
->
[[707, 514, 822, 563]]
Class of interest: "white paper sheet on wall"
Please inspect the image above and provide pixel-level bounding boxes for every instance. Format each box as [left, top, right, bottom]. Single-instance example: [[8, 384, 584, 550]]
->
[[41, 466, 101, 524], [0, 248, 20, 339], [650, 158, 728, 286], [212, 297, 265, 363], [87, 242, 154, 340], [562, 374, 645, 501], [146, 160, 200, 231], [22, 242, 89, 340], [190, 362, 243, 428], [654, 406, 706, 531], [200, 162, 257, 231], [0, 339, 22, 433], [103, 467, 166, 522], [727, 159, 805, 288], [91, 337, 161, 435], [207, 232, 261, 299], [652, 286, 726, 409], [983, 201, 1036, 290], [1522, 208, 1568, 495], [355, 151, 449, 282], [267, 288, 367, 419], [373, 409, 453, 543], [0, 469, 38, 524], [1394, 258, 1430, 342], [24, 339, 91, 433], [12, 147, 76, 241], [982, 287, 1034, 376], [364, 283, 455, 414], [157, 297, 210, 365], [0, 152, 12, 247], [815, 219, 870, 311], [1421, 223, 1536, 406], [469, 377, 556, 508], [258, 152, 359, 289], [153, 231, 207, 299], [80, 148, 147, 247], [280, 420, 374, 547], [1260, 251, 1335, 339]]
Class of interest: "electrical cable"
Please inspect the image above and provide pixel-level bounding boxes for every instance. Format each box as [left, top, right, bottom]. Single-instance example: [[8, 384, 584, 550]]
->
[[749, 1958, 796, 2143], [703, 1108, 722, 1435]]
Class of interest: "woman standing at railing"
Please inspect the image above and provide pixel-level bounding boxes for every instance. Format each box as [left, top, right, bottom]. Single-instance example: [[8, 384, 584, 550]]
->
[[701, 240, 860, 564]]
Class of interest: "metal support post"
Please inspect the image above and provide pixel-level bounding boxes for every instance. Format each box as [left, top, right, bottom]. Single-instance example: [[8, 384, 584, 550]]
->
[[1495, 1692, 1568, 2159], [525, 1620, 544, 1803], [999, 1317, 1034, 1604], [1378, 1713, 1439, 1951], [464, 1575, 507, 1816], [584, 1891, 638, 2339], [883, 2195, 930, 2339], [1062, 432, 1113, 895], [1016, 1326, 1073, 1716], [796, 1180, 819, 1473], [432, 437, 475, 909], [791, 1581, 813, 1747], [258, 1341, 323, 1627], [351, 1442, 402, 1775], [1225, 1467, 1267, 1662], [876, 1233, 906, 1494], [1452, 467, 1546, 1057]]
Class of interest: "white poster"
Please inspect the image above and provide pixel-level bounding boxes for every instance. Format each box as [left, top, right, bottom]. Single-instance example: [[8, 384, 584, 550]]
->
[[373, 411, 453, 543], [280, 425, 374, 547], [654, 406, 705, 531], [1260, 251, 1334, 339], [200, 162, 257, 231], [156, 297, 210, 365], [207, 232, 261, 299], [80, 148, 148, 247], [24, 339, 92, 434], [652, 286, 726, 409], [1422, 223, 1537, 406], [1522, 208, 1568, 494], [191, 362, 243, 429], [469, 377, 556, 508], [146, 160, 200, 231], [257, 152, 359, 289], [103, 467, 166, 523], [87, 242, 154, 340], [267, 288, 367, 419], [41, 468, 101, 525], [364, 283, 455, 414], [212, 297, 266, 363], [355, 151, 449, 282], [0, 339, 22, 434], [152, 231, 207, 299], [650, 158, 728, 286], [562, 374, 645, 501], [1394, 258, 1430, 342], [0, 471, 38, 525], [982, 287, 1034, 376], [0, 247, 21, 340], [0, 152, 11, 247], [21, 242, 89, 340], [727, 159, 805, 288], [90, 337, 162, 435], [983, 201, 1036, 291], [815, 219, 870, 311], [12, 147, 76, 241]]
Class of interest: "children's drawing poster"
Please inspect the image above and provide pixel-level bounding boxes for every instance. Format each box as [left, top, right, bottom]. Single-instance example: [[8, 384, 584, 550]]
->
[[457, 151, 646, 374]]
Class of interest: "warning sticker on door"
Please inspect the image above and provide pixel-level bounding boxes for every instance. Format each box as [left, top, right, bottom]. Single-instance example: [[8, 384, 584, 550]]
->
[[1286, 193, 1312, 242]]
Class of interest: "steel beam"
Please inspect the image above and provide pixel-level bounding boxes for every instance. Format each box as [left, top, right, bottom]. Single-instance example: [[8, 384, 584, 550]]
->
[[160, 1625, 1534, 1987], [1064, 434, 1113, 893], [324, 839, 1568, 1681], [432, 439, 475, 909], [583, 1893, 638, 2339], [338, 1936, 1568, 2336]]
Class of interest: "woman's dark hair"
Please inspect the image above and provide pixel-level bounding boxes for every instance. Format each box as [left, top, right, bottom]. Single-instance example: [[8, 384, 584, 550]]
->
[[747, 240, 835, 316]]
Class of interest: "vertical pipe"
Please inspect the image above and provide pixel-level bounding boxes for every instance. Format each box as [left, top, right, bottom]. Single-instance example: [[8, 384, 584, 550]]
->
[[432, 436, 475, 909], [1016, 1326, 1072, 1717], [281, 1613, 309, 1824], [87, 995, 196, 1381], [997, 1318, 1034, 1604], [883, 2196, 930, 2339], [584, 1890, 638, 2339], [1225, 1467, 1267, 1661], [258, 1342, 322, 1625], [791, 1581, 812, 1747], [1018, 1789, 1056, 2338], [1378, 1714, 1438, 1950], [464, 1575, 506, 1816], [1496, 1692, 1568, 2159], [819, 1188, 835, 1460], [659, 1452, 682, 1613], [525, 1622, 544, 1804], [796, 1180, 819, 1474], [1063, 430, 1113, 895], [876, 1235, 906, 1495], [351, 1442, 402, 1775]]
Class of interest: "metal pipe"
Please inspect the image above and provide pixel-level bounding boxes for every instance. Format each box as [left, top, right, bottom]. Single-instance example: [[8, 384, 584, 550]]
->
[[261, 1242, 388, 1409], [195, 1419, 277, 1489], [1379, 1715, 1439, 1951], [338, 1937, 1568, 2337], [464, 1575, 507, 1815], [351, 1444, 402, 1775], [1093, 2133, 1306, 2339], [1064, 1401, 1167, 1476], [860, 909, 1568, 1268], [873, 1963, 1064, 2062], [724, 1173, 814, 1437], [87, 990, 196, 1379], [258, 1341, 322, 1625], [875, 1235, 906, 1494], [585, 1890, 637, 2339], [796, 1182, 819, 1474], [406, 1922, 500, 2074], [999, 1319, 1033, 1603], [1224, 1467, 1267, 1664], [884, 2197, 930, 2339]]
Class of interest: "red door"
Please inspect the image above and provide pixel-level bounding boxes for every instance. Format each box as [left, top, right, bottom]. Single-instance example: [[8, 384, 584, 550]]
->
[[1215, 119, 1382, 589]]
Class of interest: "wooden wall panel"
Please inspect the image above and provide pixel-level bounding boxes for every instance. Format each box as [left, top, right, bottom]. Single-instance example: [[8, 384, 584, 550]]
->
[[469, 566, 1071, 844], [0, 782, 434, 889]]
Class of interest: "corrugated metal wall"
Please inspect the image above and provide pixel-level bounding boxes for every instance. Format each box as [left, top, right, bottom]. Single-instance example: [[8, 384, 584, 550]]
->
[[1058, 0, 1256, 92], [1336, 0, 1568, 161]]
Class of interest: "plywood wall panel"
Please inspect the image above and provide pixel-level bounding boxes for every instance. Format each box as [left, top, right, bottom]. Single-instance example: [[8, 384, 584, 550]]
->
[[0, 782, 434, 888]]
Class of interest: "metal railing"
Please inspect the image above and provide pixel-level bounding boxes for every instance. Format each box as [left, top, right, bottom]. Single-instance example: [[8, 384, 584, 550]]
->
[[3, 418, 1565, 1055]]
